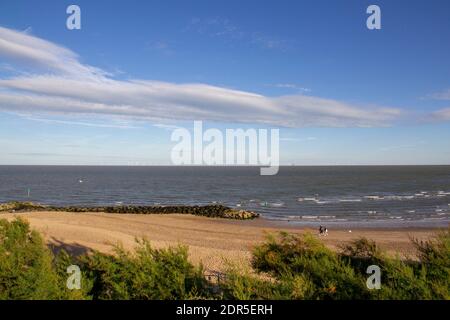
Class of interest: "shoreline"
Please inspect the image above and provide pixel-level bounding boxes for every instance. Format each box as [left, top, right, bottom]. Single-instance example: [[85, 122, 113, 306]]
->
[[1, 211, 446, 272], [2, 200, 448, 229], [256, 216, 449, 230], [195, 214, 448, 231]]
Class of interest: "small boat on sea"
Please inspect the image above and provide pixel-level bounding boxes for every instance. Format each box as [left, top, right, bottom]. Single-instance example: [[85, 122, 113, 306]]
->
[[364, 195, 382, 200]]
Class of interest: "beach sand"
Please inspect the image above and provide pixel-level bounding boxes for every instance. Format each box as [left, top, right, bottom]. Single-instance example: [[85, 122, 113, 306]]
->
[[1, 211, 443, 272]]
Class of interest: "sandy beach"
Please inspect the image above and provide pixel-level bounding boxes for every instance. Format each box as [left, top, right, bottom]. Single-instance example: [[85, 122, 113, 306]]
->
[[1, 211, 444, 272]]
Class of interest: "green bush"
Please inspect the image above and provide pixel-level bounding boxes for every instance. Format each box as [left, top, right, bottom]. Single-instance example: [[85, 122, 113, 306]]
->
[[221, 270, 317, 300], [1, 218, 448, 300], [52, 249, 94, 300], [78, 240, 208, 300], [242, 230, 450, 300], [0, 218, 65, 299], [0, 218, 210, 300], [250, 232, 369, 299], [413, 230, 450, 284]]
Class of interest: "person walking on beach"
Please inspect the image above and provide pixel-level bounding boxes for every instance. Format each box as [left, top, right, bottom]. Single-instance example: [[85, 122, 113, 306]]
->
[[319, 225, 328, 236]]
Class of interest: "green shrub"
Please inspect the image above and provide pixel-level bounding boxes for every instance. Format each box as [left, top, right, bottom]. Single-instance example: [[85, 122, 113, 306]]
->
[[78, 240, 209, 300], [52, 249, 94, 300], [221, 271, 318, 300], [219, 265, 286, 300], [251, 232, 369, 299], [1, 217, 448, 300], [364, 229, 449, 300], [412, 230, 450, 285], [246, 231, 450, 300], [0, 218, 65, 299], [0, 218, 210, 300]]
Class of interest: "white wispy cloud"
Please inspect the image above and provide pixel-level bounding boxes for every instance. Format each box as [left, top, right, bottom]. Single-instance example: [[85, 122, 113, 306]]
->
[[153, 123, 183, 131], [23, 116, 140, 129], [270, 83, 311, 93], [148, 41, 175, 56], [0, 26, 108, 78], [422, 88, 450, 121], [186, 18, 244, 39], [185, 18, 291, 50], [429, 88, 450, 100], [0, 26, 406, 128], [280, 136, 317, 142], [430, 107, 450, 120]]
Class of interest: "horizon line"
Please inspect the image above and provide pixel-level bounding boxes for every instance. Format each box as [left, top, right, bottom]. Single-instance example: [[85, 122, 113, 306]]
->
[[1, 164, 450, 167]]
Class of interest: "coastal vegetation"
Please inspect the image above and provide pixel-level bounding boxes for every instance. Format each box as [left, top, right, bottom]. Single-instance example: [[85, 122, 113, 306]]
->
[[0, 201, 259, 220], [0, 217, 448, 300], [225, 231, 450, 300]]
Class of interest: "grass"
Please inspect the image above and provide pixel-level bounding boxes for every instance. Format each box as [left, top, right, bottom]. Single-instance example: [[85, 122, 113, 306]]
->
[[0, 217, 448, 300]]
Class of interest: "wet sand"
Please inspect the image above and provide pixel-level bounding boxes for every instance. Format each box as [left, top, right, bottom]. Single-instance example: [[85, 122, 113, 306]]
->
[[1, 211, 444, 272]]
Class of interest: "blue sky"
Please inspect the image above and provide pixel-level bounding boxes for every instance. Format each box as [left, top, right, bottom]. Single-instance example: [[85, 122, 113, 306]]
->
[[0, 0, 449, 165]]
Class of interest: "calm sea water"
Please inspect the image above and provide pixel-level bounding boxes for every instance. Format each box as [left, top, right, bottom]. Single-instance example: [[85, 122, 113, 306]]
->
[[1, 166, 449, 228]]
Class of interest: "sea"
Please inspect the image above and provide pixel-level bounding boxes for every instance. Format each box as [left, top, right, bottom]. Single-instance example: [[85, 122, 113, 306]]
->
[[0, 165, 449, 228]]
